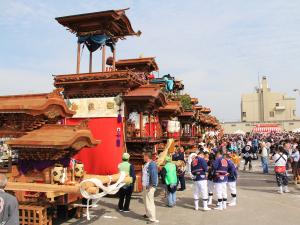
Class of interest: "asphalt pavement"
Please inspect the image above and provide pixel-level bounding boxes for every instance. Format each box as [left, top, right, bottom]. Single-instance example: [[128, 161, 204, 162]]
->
[[61, 160, 300, 225]]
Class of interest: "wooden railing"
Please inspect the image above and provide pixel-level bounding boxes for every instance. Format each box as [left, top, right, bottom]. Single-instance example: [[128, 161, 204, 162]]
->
[[126, 121, 163, 142]]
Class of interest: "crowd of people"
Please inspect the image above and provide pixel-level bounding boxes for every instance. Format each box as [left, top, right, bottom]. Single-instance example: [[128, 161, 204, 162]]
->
[[117, 131, 300, 224], [224, 132, 300, 189]]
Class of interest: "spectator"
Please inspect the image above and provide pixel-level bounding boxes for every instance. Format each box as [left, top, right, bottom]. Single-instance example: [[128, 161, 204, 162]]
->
[[118, 153, 136, 212], [260, 142, 269, 174], [291, 145, 300, 184], [252, 137, 259, 156], [142, 151, 159, 224], [272, 146, 290, 194], [0, 174, 19, 225], [242, 142, 253, 171], [172, 147, 186, 191], [283, 142, 291, 170], [161, 156, 177, 207]]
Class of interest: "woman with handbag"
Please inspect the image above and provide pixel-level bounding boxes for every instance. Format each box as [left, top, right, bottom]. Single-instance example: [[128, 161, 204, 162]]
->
[[161, 156, 178, 207], [272, 145, 290, 194]]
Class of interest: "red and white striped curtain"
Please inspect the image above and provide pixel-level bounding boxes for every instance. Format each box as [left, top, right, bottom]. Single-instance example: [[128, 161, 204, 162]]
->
[[252, 127, 281, 133]]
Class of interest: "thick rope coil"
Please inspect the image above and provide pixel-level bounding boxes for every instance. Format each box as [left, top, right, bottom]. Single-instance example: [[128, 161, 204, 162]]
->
[[107, 175, 112, 186], [79, 171, 126, 220]]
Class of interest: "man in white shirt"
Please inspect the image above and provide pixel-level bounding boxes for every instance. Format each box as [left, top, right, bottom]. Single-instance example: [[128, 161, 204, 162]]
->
[[272, 146, 289, 194], [260, 142, 269, 174], [142, 151, 159, 224]]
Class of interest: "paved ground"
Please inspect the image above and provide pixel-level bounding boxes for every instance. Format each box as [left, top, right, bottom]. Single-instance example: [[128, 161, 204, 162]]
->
[[60, 161, 300, 225]]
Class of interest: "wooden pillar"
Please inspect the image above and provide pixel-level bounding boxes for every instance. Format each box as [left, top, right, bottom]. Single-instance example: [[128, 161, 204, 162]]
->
[[102, 46, 106, 72], [148, 113, 151, 138], [139, 112, 143, 138], [192, 124, 196, 137], [89, 51, 93, 73], [76, 43, 81, 74], [112, 48, 116, 71]]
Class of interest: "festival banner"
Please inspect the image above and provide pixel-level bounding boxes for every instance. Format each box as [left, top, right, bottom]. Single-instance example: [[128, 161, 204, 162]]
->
[[67, 97, 124, 118]]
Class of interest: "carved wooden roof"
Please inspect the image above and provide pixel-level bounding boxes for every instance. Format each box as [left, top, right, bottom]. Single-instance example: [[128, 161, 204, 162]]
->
[[200, 107, 211, 114], [54, 71, 148, 98], [7, 122, 99, 160], [198, 113, 206, 123], [193, 105, 211, 114], [123, 85, 167, 112], [7, 123, 98, 150], [159, 101, 183, 116], [179, 111, 195, 117], [115, 57, 158, 73], [198, 113, 218, 127], [123, 85, 167, 104], [55, 8, 140, 38], [178, 110, 195, 123], [193, 105, 203, 120], [0, 89, 74, 118], [191, 98, 199, 105], [0, 114, 48, 138], [193, 105, 203, 111]]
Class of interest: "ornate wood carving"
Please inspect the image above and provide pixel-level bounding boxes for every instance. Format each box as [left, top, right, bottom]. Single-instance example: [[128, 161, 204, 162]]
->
[[0, 89, 75, 138], [7, 124, 99, 161], [71, 140, 90, 151], [55, 9, 140, 37], [54, 71, 147, 98], [44, 105, 63, 119]]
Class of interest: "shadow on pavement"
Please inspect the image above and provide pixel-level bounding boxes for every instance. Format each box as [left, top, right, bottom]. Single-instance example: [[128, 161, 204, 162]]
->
[[97, 200, 146, 222], [54, 208, 107, 225], [175, 197, 198, 210], [240, 186, 299, 196]]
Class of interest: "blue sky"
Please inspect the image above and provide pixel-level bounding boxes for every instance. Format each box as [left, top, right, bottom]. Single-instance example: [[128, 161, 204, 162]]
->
[[1, 0, 300, 121]]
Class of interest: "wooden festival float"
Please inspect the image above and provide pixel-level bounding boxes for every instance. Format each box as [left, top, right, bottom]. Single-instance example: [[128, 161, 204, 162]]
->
[[174, 95, 220, 152], [158, 100, 183, 144], [0, 89, 75, 173], [53, 9, 145, 180], [194, 105, 221, 146], [177, 96, 199, 149], [122, 84, 168, 188], [53, 9, 178, 192], [0, 90, 133, 224]]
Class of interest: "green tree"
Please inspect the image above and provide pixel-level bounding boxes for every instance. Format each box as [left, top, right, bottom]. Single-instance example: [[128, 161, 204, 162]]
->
[[178, 94, 192, 111]]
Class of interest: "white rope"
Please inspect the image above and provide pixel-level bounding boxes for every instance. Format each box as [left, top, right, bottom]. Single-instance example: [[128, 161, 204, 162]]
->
[[79, 171, 127, 220]]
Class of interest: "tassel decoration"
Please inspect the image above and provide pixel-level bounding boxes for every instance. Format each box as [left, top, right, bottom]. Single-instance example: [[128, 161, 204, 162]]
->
[[116, 138, 121, 147], [117, 113, 122, 123]]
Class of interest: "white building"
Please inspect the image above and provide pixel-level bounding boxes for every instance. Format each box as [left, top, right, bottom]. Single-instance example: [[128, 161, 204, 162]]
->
[[223, 76, 300, 134]]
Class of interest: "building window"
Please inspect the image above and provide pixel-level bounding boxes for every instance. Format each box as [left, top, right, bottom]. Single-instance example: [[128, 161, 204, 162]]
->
[[245, 124, 250, 126], [289, 123, 294, 125], [231, 124, 236, 127], [275, 103, 279, 107], [293, 110, 296, 116], [269, 111, 274, 117], [242, 112, 246, 117]]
